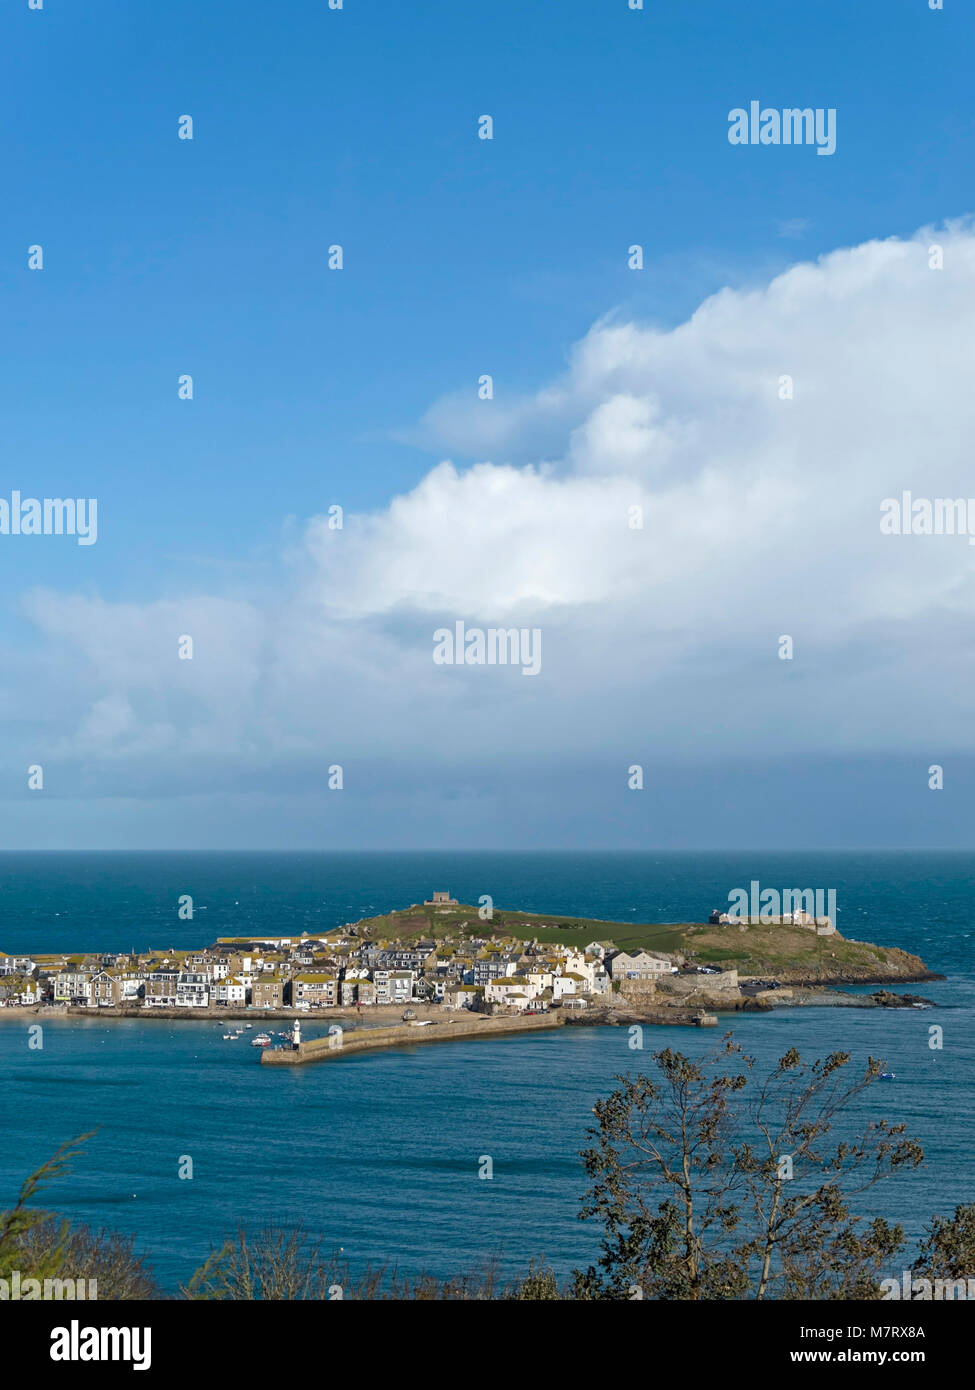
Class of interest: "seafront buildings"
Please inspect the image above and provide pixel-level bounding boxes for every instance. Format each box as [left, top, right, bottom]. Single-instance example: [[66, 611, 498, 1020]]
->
[[0, 892, 679, 1015]]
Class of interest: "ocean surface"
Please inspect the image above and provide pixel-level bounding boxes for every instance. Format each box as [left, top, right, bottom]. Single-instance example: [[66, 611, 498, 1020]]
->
[[1, 851, 973, 1293]]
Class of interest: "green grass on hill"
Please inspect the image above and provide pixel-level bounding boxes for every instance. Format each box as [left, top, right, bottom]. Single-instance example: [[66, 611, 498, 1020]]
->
[[350, 904, 920, 977]]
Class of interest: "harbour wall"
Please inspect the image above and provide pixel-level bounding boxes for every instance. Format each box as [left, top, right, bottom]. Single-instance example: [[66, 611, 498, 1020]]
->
[[261, 1010, 564, 1065]]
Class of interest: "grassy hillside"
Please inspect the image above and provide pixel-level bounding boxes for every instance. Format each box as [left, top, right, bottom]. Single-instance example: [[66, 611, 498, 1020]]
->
[[350, 903, 931, 981]]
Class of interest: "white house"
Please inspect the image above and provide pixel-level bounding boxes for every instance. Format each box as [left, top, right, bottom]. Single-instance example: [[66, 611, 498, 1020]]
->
[[54, 972, 91, 1004], [373, 970, 416, 1005], [0, 956, 36, 976], [484, 978, 540, 1009], [176, 972, 210, 1008], [213, 976, 247, 1005]]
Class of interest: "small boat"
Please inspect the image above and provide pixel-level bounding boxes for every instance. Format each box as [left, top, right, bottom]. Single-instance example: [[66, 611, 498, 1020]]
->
[[251, 1032, 272, 1047], [222, 1033, 233, 1040], [879, 1071, 896, 1081]]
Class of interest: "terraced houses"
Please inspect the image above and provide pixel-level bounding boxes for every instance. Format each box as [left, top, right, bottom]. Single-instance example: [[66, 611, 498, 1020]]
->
[[1, 917, 644, 1015]]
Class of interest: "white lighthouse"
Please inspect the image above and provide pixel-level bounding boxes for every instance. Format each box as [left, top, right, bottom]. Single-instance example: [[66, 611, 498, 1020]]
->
[[292, 1019, 301, 1050]]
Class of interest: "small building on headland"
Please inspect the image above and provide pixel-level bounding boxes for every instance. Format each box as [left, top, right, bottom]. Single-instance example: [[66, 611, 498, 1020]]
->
[[425, 891, 458, 906], [708, 909, 834, 935]]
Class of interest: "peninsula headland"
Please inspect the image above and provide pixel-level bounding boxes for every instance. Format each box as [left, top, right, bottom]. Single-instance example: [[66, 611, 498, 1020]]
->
[[0, 897, 940, 1045]]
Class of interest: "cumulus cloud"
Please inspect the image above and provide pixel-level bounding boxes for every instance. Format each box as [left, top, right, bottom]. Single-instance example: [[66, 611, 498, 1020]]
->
[[8, 219, 975, 818]]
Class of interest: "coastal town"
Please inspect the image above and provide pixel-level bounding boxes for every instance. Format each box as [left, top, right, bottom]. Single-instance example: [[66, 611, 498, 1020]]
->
[[0, 891, 936, 1026], [0, 892, 674, 1015]]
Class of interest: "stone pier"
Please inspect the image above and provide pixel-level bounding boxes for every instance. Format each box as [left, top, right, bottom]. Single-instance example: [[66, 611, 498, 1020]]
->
[[261, 1010, 564, 1066]]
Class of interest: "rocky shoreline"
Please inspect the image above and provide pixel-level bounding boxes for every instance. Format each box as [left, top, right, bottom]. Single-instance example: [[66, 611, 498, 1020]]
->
[[577, 982, 941, 1028], [778, 988, 938, 1009]]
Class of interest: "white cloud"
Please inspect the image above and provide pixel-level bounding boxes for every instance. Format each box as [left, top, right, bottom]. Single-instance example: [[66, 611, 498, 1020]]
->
[[9, 219, 975, 799]]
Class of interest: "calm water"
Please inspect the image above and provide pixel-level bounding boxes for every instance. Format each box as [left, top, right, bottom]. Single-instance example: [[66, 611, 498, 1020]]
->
[[1, 851, 972, 1291]]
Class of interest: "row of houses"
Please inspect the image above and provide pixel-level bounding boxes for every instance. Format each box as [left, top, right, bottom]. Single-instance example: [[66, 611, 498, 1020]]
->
[[0, 914, 681, 1014]]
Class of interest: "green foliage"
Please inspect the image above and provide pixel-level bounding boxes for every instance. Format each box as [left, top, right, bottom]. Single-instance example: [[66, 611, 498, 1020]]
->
[[572, 1039, 924, 1300], [503, 1259, 562, 1300], [0, 1133, 94, 1281], [12, 1216, 158, 1300], [912, 1203, 975, 1281], [184, 1227, 512, 1300]]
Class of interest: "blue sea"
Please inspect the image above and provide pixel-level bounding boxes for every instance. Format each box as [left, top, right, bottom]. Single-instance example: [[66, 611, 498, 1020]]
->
[[0, 851, 972, 1292]]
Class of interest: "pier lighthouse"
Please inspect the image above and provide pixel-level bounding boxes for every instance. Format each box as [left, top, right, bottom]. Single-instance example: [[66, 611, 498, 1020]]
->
[[292, 1019, 301, 1051]]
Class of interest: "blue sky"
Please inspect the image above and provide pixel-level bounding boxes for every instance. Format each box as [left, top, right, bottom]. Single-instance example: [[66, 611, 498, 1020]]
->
[[1, 0, 973, 848]]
